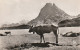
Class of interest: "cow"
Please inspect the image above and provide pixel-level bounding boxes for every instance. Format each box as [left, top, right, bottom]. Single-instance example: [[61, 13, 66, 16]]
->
[[0, 34, 5, 36], [61, 31, 80, 37], [5, 31, 11, 36], [29, 25, 58, 44]]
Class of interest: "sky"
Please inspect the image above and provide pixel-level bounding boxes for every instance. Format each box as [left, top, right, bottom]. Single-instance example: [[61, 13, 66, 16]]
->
[[0, 0, 80, 26]]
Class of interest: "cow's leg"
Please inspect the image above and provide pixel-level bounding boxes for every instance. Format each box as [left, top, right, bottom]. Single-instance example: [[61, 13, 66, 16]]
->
[[40, 35, 42, 43], [53, 31, 58, 44], [42, 35, 45, 43], [56, 34, 58, 44], [33, 32, 35, 34]]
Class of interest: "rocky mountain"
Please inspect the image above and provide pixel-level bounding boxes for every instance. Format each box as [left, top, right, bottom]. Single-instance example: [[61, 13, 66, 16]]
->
[[28, 3, 71, 26], [77, 14, 80, 17]]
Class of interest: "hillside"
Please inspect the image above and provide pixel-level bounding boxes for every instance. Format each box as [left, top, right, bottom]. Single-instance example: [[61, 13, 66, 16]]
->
[[0, 25, 31, 30], [58, 15, 80, 27], [28, 3, 71, 26]]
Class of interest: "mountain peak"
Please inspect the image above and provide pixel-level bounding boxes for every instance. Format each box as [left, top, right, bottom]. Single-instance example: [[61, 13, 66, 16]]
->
[[45, 3, 56, 6], [45, 3, 52, 6], [77, 14, 80, 17], [53, 3, 55, 5], [28, 3, 70, 26]]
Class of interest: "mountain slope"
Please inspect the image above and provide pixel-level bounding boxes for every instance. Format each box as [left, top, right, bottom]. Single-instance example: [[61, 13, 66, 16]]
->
[[58, 16, 80, 27], [28, 3, 71, 26]]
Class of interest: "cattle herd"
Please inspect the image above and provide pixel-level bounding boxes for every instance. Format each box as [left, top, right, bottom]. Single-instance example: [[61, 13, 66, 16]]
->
[[0, 24, 80, 44], [0, 31, 11, 36], [61, 31, 80, 37], [29, 24, 80, 44], [29, 25, 80, 44]]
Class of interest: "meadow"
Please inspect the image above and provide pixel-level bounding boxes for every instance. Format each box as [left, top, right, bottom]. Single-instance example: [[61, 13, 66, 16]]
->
[[0, 27, 80, 50]]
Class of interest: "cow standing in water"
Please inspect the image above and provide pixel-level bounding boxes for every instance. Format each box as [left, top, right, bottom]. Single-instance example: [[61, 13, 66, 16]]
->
[[29, 25, 58, 44]]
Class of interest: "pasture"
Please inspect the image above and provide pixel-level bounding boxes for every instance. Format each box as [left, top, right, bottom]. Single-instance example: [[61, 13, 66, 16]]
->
[[59, 27, 80, 35], [0, 27, 80, 50]]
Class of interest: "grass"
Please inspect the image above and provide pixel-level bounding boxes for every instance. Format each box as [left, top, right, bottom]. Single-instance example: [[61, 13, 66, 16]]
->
[[0, 29, 80, 50], [0, 34, 79, 50]]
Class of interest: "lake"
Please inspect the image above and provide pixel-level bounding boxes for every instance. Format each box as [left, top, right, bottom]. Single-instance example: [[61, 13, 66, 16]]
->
[[0, 29, 32, 35], [0, 27, 80, 35]]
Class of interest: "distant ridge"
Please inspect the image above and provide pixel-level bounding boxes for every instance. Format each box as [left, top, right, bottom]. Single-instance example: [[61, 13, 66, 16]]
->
[[28, 3, 71, 26], [59, 15, 80, 27]]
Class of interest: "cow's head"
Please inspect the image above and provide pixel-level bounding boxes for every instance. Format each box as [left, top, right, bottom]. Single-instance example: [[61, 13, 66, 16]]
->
[[29, 26, 36, 34]]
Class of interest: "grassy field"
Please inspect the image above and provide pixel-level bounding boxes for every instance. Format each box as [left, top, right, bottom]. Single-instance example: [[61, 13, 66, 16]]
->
[[59, 27, 80, 34], [0, 28, 80, 50], [0, 34, 80, 50]]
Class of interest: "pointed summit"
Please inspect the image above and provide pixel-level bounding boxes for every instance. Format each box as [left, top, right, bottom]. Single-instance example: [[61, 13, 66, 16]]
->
[[45, 3, 52, 6], [28, 3, 70, 26], [53, 3, 55, 5], [77, 14, 80, 17], [52, 3, 56, 7]]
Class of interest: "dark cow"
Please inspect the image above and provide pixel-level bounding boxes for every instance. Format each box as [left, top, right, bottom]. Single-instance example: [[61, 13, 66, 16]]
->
[[5, 31, 11, 36], [61, 31, 80, 37], [29, 25, 58, 44], [0, 34, 5, 36]]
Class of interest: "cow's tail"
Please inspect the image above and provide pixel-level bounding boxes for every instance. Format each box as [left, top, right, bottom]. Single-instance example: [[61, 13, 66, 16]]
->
[[57, 27, 59, 35]]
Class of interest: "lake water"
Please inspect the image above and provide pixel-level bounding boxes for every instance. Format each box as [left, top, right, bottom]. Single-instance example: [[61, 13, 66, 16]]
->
[[0, 27, 80, 35], [0, 29, 32, 35]]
